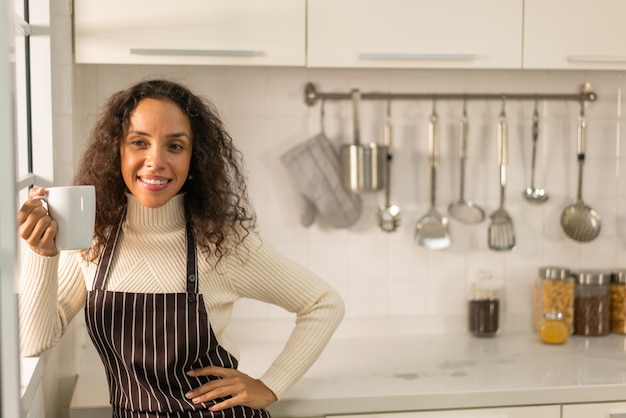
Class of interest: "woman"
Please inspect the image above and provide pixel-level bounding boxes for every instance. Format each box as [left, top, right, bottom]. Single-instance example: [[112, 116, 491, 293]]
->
[[17, 79, 344, 417]]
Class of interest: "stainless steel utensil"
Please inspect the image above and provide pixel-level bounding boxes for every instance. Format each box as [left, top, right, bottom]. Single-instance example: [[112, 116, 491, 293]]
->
[[415, 103, 451, 250], [378, 100, 401, 232], [560, 105, 601, 242], [448, 102, 485, 224], [523, 99, 549, 204], [340, 89, 388, 193], [488, 99, 516, 251]]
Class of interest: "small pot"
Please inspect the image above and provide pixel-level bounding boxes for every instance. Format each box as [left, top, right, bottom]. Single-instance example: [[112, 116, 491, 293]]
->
[[340, 89, 387, 193], [340, 143, 387, 192]]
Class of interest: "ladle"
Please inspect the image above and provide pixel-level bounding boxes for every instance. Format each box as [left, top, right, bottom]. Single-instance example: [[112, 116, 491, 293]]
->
[[448, 100, 485, 224], [523, 99, 549, 203], [560, 104, 601, 242], [415, 100, 451, 250], [377, 100, 401, 232]]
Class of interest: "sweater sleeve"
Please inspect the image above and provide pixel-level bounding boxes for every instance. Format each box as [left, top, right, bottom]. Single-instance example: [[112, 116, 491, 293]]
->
[[18, 249, 87, 357], [226, 233, 345, 399]]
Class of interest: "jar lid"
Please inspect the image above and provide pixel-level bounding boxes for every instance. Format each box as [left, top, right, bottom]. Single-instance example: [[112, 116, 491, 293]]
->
[[574, 270, 612, 285], [543, 310, 564, 320], [539, 266, 571, 280], [612, 270, 626, 284]]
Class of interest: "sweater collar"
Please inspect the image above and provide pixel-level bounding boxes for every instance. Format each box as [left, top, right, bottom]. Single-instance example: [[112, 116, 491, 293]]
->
[[124, 193, 186, 232]]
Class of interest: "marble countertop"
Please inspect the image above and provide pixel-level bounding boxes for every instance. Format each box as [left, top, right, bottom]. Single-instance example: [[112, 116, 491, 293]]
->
[[255, 332, 626, 417], [69, 326, 626, 418]]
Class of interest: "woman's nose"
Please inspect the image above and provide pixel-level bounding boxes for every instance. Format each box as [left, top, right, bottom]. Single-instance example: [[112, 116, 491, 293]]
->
[[145, 147, 163, 168]]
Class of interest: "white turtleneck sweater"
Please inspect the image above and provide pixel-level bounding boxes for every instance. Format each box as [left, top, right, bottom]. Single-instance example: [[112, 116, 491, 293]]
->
[[18, 194, 344, 399]]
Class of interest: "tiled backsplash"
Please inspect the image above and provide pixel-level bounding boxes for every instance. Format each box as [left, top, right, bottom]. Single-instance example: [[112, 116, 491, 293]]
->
[[72, 65, 626, 334]]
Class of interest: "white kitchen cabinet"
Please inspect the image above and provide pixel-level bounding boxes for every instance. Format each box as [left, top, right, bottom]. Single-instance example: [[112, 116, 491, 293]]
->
[[307, 0, 523, 69], [329, 405, 560, 418], [73, 0, 305, 66], [523, 0, 626, 69], [563, 402, 626, 418]]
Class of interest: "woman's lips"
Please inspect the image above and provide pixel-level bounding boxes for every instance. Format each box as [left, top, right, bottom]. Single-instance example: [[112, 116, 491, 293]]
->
[[138, 176, 170, 190]]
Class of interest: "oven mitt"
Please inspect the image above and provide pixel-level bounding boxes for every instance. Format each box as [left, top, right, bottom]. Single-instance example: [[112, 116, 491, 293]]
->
[[280, 133, 362, 228]]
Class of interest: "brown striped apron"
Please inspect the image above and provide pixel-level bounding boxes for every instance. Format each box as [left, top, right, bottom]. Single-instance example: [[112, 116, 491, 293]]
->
[[85, 218, 271, 418]]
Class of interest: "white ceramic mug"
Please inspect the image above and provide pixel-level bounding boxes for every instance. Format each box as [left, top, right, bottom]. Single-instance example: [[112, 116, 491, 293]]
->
[[34, 185, 96, 251]]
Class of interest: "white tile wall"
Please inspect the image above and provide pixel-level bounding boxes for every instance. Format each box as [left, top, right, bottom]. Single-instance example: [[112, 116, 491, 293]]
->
[[68, 65, 626, 334]]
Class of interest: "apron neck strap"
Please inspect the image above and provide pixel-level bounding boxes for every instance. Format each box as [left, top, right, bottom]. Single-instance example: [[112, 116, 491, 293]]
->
[[185, 223, 198, 293]]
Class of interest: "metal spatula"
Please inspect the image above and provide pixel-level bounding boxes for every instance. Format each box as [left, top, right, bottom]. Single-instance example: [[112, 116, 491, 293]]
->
[[415, 104, 451, 250], [488, 100, 515, 251]]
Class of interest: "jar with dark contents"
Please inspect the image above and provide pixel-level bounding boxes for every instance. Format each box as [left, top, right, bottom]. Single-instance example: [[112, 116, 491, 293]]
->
[[610, 269, 626, 334], [574, 270, 611, 336], [468, 271, 500, 337]]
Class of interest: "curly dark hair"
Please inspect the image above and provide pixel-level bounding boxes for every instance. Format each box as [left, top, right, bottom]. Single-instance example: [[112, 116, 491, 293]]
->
[[74, 79, 256, 262]]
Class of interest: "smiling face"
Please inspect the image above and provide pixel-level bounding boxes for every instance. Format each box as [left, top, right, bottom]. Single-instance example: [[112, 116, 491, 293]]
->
[[120, 98, 193, 208]]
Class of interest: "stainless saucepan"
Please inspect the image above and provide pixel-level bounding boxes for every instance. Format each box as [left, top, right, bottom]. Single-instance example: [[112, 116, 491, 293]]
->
[[340, 89, 388, 193]]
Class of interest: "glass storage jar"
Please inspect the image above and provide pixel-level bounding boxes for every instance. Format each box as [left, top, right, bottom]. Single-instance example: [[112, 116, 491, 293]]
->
[[610, 269, 626, 334], [468, 271, 501, 337], [538, 310, 568, 345], [574, 270, 611, 336], [533, 266, 573, 334]]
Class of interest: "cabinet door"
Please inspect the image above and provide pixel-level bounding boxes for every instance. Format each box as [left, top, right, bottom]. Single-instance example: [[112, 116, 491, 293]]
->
[[74, 0, 305, 66], [524, 0, 626, 69], [330, 405, 560, 418], [307, 0, 523, 69], [563, 402, 626, 418]]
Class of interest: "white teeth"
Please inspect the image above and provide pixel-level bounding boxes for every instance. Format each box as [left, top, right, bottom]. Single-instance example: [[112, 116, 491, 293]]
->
[[141, 177, 168, 185]]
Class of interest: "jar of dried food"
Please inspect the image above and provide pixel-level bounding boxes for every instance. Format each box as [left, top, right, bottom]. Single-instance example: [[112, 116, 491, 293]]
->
[[574, 270, 611, 336], [533, 266, 573, 334], [538, 310, 568, 345], [468, 271, 500, 337], [610, 269, 626, 334]]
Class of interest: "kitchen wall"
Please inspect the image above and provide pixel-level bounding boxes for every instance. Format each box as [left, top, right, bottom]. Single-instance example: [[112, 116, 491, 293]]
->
[[69, 65, 626, 335]]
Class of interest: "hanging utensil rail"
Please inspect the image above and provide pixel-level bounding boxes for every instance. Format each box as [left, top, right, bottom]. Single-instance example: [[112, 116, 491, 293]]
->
[[304, 82, 597, 106]]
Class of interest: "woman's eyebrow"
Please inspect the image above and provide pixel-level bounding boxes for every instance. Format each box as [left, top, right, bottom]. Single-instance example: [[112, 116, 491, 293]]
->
[[127, 130, 190, 139]]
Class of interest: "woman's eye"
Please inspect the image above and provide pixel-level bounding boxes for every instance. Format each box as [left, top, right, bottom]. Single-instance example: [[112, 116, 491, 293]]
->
[[130, 139, 146, 147], [169, 143, 184, 151]]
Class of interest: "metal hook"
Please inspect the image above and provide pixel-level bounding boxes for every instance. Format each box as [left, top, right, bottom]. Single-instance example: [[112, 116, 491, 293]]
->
[[320, 98, 326, 134], [462, 96, 468, 118]]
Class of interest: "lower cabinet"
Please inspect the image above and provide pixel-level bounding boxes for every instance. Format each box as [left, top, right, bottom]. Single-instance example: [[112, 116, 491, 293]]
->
[[329, 406, 560, 418], [563, 402, 626, 418]]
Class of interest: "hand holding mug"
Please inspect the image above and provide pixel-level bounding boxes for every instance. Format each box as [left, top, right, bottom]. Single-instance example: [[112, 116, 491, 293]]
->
[[17, 186, 96, 256]]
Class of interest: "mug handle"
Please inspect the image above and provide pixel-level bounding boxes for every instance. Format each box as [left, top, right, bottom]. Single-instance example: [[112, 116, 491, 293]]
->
[[32, 194, 49, 211]]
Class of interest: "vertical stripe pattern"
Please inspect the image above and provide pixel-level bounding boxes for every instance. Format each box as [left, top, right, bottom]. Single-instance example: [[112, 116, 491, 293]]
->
[[85, 220, 270, 418]]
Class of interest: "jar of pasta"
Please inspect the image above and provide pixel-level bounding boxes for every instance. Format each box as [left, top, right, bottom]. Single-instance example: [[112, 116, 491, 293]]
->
[[574, 270, 611, 336], [533, 266, 573, 334], [610, 269, 626, 334]]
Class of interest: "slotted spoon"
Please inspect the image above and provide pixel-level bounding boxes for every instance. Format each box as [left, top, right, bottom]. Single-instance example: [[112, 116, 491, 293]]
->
[[488, 99, 516, 251], [415, 103, 451, 250], [448, 102, 485, 224], [560, 105, 601, 242]]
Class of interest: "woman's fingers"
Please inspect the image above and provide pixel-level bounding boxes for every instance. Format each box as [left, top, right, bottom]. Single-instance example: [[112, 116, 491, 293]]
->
[[17, 187, 59, 256], [185, 366, 276, 411]]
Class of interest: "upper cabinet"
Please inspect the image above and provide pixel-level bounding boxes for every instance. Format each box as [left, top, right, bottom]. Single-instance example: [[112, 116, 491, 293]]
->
[[73, 0, 626, 70], [523, 0, 626, 70], [307, 0, 523, 69], [73, 0, 305, 66]]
